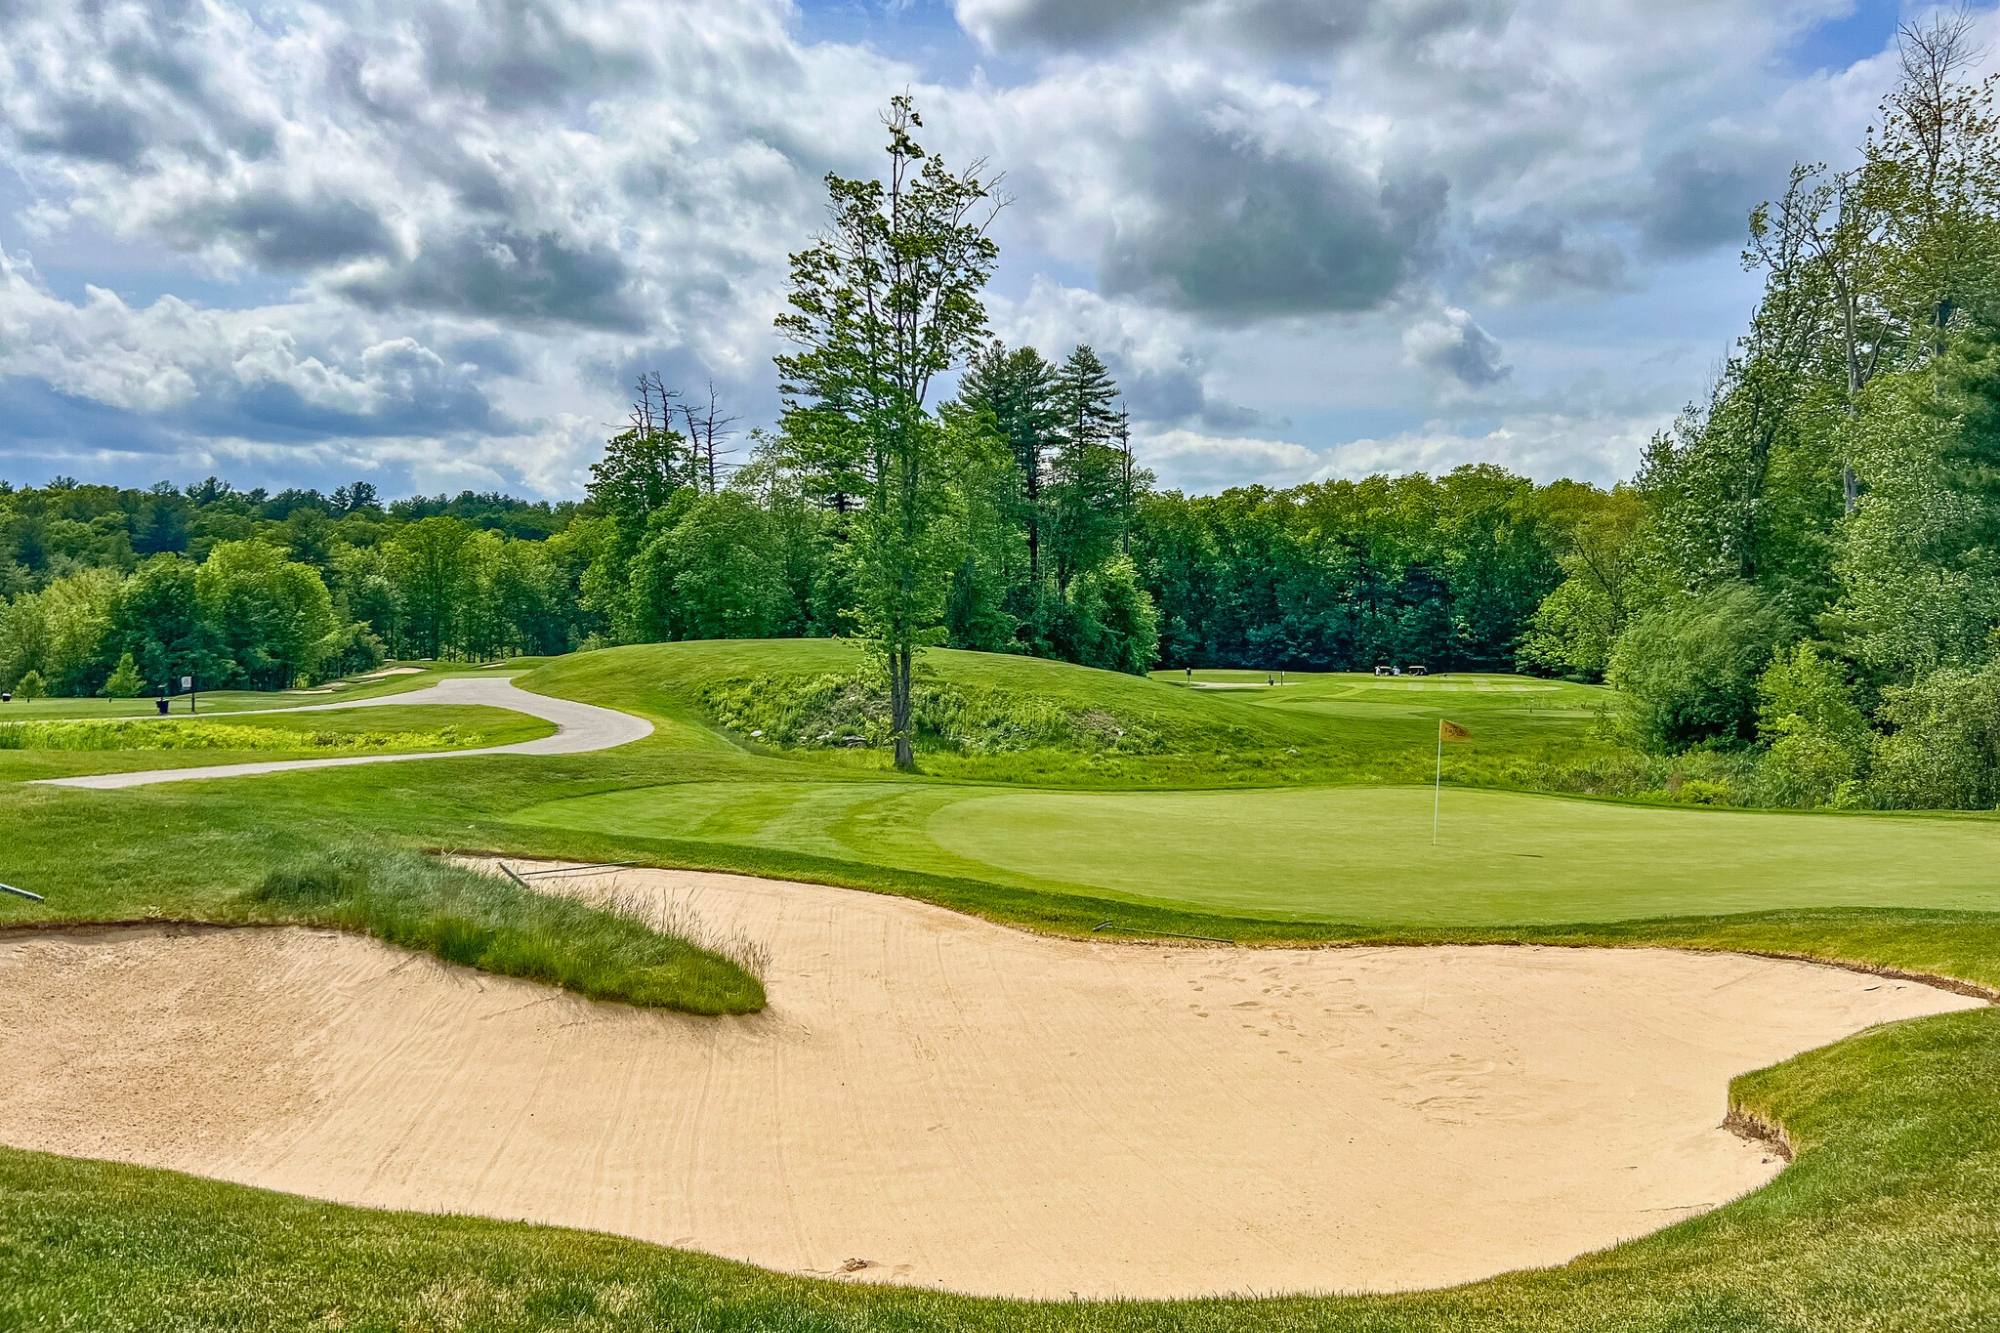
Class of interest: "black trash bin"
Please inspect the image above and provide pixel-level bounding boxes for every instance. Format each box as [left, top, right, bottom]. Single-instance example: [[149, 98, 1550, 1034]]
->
[[156, 697, 171, 715]]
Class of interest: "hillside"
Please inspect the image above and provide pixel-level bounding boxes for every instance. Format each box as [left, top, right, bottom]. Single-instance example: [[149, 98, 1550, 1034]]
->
[[521, 640, 1610, 787]]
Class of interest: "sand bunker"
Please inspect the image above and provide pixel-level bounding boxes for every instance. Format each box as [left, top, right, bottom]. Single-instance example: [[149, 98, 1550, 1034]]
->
[[0, 863, 1978, 1298]]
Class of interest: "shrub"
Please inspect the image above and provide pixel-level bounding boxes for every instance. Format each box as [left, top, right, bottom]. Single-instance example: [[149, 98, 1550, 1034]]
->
[[695, 668, 1183, 757], [1757, 643, 1867, 747], [0, 719, 478, 753], [103, 651, 145, 699], [1757, 730, 1861, 809], [13, 670, 44, 701], [1607, 584, 1791, 753], [1867, 660, 2000, 809]]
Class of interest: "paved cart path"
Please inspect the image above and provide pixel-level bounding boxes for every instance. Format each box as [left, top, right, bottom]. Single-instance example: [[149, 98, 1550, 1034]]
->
[[29, 677, 651, 790]]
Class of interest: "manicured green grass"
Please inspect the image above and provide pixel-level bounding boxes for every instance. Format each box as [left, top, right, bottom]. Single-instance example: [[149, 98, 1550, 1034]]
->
[[4, 639, 2000, 1330], [507, 779, 2000, 925], [0, 704, 556, 781]]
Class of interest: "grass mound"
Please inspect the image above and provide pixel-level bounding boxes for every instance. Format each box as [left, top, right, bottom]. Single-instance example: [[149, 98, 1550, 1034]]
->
[[524, 639, 1320, 779], [246, 849, 765, 1015], [522, 639, 1624, 786]]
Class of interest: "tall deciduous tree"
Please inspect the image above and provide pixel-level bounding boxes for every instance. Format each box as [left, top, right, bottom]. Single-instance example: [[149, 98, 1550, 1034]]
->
[[775, 95, 1002, 770]]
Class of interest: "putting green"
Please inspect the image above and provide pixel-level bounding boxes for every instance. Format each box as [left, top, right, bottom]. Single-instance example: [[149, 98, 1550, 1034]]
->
[[509, 781, 2000, 926]]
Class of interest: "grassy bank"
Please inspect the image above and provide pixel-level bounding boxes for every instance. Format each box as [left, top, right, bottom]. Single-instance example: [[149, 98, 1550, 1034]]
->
[[245, 849, 764, 1015]]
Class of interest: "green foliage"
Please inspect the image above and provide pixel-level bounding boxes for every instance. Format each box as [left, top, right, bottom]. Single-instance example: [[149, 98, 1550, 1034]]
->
[[773, 95, 1001, 769], [195, 540, 336, 688], [632, 492, 785, 640], [1753, 643, 1869, 807], [102, 651, 144, 699], [12, 669, 43, 701], [1516, 483, 1643, 679], [699, 668, 1178, 758], [1061, 554, 1159, 674], [1828, 368, 2000, 683], [1757, 728, 1862, 809], [1046, 345, 1123, 592], [1608, 583, 1792, 753], [1868, 657, 2000, 809]]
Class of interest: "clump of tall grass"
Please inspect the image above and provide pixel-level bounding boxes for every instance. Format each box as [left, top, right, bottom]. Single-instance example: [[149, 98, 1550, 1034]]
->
[[596, 884, 772, 980], [0, 720, 478, 753], [246, 849, 765, 1016]]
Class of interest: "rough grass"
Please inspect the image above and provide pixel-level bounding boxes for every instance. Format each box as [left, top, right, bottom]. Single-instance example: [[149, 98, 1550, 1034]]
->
[[0, 718, 484, 752], [244, 849, 765, 1015]]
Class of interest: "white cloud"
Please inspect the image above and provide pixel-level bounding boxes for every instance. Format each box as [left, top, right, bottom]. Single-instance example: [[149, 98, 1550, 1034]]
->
[[1402, 305, 1509, 387], [2, 0, 1994, 495]]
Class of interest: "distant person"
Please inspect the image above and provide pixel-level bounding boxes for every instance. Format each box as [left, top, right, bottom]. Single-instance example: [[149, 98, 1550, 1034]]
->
[[1184, 667, 1192, 679]]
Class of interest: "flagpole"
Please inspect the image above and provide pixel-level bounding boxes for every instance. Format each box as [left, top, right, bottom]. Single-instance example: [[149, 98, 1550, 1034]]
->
[[1432, 720, 1442, 846]]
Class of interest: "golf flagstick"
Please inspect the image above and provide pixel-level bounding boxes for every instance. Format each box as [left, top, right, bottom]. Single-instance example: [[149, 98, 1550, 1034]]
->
[[1432, 720, 1469, 846], [1432, 720, 1443, 846]]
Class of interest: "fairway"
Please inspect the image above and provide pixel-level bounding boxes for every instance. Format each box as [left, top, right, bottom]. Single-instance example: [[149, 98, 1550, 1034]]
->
[[511, 781, 2000, 925]]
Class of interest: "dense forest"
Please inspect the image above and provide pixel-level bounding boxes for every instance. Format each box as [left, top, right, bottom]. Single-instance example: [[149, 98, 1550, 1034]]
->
[[3, 16, 1997, 804], [0, 454, 1581, 697]]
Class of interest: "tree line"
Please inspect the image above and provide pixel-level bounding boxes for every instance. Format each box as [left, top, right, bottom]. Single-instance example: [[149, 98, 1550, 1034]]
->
[[0, 478, 600, 697], [1526, 13, 2000, 808]]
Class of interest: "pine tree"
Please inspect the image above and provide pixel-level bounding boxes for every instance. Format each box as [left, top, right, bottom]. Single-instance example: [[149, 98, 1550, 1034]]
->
[[1047, 345, 1123, 591], [959, 342, 1060, 583]]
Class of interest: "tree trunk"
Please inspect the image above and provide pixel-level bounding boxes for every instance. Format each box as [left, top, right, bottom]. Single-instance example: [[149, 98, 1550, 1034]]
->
[[890, 644, 915, 771]]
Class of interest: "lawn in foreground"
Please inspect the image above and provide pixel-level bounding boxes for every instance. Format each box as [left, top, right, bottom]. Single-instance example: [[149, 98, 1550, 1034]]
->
[[509, 780, 2000, 925]]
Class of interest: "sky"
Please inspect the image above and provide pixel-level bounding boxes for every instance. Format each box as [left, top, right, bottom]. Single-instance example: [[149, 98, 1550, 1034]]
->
[[2, 0, 1996, 501]]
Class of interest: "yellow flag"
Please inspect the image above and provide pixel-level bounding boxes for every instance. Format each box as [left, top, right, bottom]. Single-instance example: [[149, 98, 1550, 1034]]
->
[[1439, 719, 1471, 742]]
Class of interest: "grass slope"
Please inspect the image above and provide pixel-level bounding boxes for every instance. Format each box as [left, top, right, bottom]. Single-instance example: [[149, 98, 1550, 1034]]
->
[[520, 639, 1608, 787]]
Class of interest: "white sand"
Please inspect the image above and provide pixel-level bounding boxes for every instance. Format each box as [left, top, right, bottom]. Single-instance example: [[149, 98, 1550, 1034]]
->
[[0, 863, 1977, 1298]]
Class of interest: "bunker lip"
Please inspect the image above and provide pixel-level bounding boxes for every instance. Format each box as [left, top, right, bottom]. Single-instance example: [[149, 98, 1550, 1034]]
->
[[444, 845, 2000, 1000], [1, 862, 1980, 1301]]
